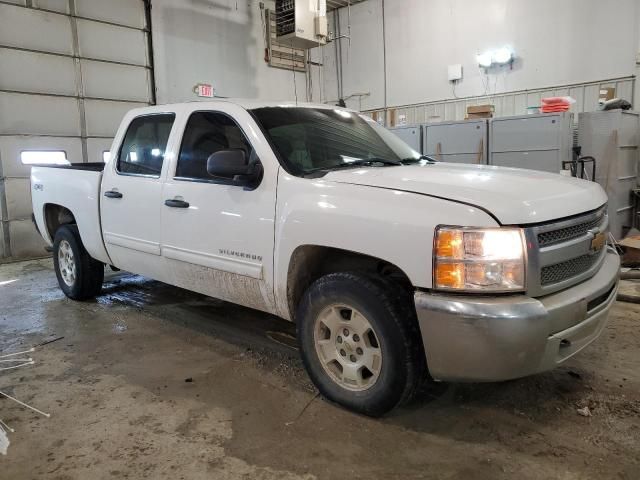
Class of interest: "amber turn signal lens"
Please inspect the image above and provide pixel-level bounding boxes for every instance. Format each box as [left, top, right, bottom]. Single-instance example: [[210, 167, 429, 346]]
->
[[435, 230, 463, 259], [435, 263, 465, 289], [433, 226, 526, 292]]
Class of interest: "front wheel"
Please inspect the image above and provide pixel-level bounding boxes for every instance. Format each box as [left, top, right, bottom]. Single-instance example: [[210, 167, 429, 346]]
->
[[297, 272, 426, 416], [53, 225, 104, 300]]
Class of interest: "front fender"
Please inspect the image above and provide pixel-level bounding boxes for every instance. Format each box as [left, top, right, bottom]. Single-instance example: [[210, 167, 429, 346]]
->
[[273, 172, 499, 319]]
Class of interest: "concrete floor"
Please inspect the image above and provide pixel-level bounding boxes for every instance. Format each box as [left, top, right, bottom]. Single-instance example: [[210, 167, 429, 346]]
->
[[0, 258, 638, 480]]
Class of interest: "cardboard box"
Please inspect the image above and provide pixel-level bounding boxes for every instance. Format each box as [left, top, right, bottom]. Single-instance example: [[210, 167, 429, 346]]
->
[[467, 104, 495, 115], [598, 87, 616, 104], [465, 112, 493, 119], [620, 228, 640, 266], [387, 109, 397, 127]]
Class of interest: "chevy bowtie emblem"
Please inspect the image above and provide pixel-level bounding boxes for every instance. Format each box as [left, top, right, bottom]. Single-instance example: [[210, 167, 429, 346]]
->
[[591, 232, 606, 252]]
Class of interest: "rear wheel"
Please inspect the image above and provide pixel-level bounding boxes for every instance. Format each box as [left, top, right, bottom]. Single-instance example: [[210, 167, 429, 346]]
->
[[297, 272, 426, 416], [53, 225, 104, 300]]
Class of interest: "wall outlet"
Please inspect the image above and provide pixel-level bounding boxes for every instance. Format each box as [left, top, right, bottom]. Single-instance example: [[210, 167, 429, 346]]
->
[[448, 64, 463, 81]]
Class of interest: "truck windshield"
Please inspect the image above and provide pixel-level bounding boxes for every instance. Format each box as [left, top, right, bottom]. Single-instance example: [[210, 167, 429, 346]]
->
[[250, 107, 423, 176]]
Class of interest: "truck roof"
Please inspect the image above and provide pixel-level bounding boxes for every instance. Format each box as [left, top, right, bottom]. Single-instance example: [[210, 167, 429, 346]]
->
[[129, 99, 354, 115]]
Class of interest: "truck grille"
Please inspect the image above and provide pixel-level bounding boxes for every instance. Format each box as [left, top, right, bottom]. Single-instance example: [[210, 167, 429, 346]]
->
[[540, 253, 602, 286], [526, 206, 608, 296], [537, 211, 606, 247]]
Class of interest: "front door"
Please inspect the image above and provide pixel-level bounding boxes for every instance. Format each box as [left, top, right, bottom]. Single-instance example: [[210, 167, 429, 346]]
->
[[160, 107, 277, 313], [100, 113, 175, 281]]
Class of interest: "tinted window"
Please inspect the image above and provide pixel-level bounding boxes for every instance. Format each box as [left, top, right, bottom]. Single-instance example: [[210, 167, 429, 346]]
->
[[176, 111, 253, 180], [250, 107, 420, 175], [117, 114, 175, 176]]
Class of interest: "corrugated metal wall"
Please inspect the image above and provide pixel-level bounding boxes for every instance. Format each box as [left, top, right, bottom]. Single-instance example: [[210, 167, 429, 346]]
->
[[364, 76, 635, 126], [0, 0, 153, 259]]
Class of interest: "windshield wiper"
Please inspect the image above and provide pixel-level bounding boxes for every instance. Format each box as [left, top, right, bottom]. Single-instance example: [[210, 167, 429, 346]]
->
[[400, 155, 437, 164], [306, 157, 402, 174]]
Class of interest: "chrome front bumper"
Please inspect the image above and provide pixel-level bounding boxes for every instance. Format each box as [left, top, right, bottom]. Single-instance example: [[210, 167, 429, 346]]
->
[[415, 247, 620, 382]]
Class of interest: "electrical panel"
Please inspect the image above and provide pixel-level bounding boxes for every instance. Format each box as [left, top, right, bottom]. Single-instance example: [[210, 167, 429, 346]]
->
[[447, 64, 463, 82], [276, 0, 327, 49], [578, 109, 639, 239], [489, 112, 574, 174], [424, 119, 488, 164], [389, 126, 423, 153]]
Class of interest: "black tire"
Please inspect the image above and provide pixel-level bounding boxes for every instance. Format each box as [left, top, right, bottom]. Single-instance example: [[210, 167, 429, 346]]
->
[[53, 224, 104, 300], [297, 272, 426, 417]]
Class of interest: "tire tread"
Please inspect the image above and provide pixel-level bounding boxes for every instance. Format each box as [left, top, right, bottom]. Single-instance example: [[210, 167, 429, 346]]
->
[[53, 224, 104, 300], [297, 271, 426, 416]]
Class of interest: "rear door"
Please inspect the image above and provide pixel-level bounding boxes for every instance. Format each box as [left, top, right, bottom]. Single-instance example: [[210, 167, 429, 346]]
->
[[160, 105, 278, 313], [100, 112, 175, 281]]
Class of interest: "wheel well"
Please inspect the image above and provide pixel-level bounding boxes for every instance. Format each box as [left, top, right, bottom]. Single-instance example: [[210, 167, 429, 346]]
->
[[287, 245, 413, 321], [44, 204, 76, 240]]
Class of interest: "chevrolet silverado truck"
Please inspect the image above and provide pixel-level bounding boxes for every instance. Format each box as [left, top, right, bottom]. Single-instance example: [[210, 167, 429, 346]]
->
[[31, 100, 620, 416]]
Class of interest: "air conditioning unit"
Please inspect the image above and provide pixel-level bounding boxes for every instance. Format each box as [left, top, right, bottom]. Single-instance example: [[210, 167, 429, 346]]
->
[[275, 0, 328, 49]]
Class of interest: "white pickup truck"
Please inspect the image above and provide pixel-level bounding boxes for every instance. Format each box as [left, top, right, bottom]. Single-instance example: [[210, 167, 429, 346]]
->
[[31, 100, 619, 416]]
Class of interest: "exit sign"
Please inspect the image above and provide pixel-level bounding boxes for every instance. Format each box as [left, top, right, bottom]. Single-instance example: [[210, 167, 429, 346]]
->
[[194, 83, 214, 98]]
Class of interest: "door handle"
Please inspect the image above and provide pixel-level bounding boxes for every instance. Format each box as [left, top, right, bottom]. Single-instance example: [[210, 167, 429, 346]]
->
[[164, 199, 190, 208], [104, 190, 123, 199]]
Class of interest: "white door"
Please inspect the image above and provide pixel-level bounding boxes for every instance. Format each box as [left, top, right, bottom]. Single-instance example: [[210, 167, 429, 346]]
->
[[160, 107, 277, 314], [101, 113, 175, 281]]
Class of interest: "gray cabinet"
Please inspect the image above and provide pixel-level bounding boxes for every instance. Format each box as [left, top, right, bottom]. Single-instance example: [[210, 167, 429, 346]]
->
[[424, 119, 488, 164], [388, 125, 422, 153], [578, 109, 639, 239], [489, 113, 574, 173]]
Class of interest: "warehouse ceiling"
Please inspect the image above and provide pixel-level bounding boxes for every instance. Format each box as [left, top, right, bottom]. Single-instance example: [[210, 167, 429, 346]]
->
[[326, 0, 368, 11]]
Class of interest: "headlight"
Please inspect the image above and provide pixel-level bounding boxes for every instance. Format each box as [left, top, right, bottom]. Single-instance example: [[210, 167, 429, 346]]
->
[[434, 226, 525, 292]]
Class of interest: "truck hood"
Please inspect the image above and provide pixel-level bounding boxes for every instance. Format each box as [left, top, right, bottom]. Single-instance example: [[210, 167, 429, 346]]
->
[[323, 162, 607, 225]]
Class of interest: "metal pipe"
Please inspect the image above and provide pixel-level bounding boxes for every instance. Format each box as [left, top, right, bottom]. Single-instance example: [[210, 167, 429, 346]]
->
[[334, 9, 343, 100], [617, 293, 640, 304], [615, 269, 640, 303], [144, 0, 157, 105], [347, 0, 351, 51], [381, 0, 387, 122], [620, 270, 640, 280]]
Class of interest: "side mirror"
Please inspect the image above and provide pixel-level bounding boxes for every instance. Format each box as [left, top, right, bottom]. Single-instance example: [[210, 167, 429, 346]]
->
[[206, 149, 250, 178]]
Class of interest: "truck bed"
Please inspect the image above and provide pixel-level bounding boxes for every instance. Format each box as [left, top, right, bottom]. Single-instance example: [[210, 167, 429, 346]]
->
[[38, 162, 106, 172], [31, 165, 111, 264]]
